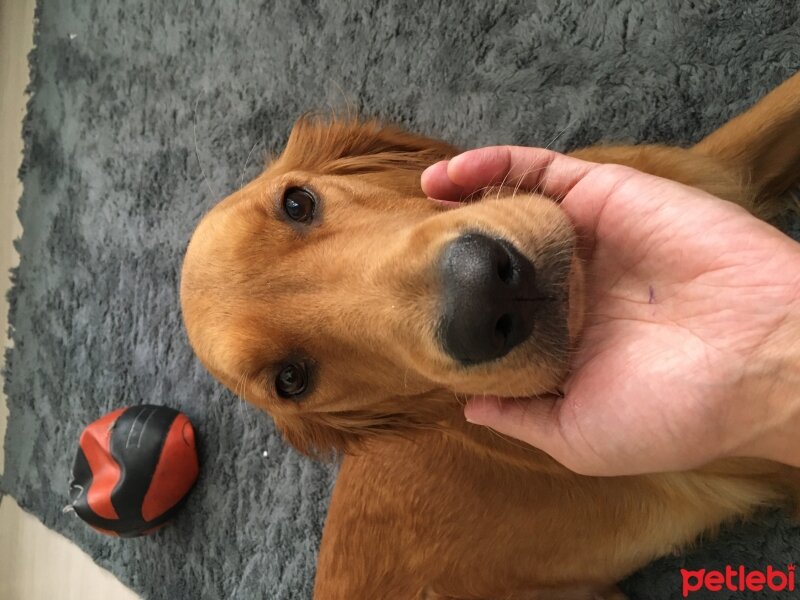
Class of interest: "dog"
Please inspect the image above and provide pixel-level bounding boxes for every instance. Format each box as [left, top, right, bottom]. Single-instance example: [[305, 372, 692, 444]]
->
[[181, 72, 800, 599]]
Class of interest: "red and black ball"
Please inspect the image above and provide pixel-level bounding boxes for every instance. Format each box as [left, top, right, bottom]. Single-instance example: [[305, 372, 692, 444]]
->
[[69, 405, 199, 537]]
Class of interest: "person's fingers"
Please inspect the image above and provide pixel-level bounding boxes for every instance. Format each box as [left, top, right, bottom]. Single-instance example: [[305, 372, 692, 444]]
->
[[445, 146, 599, 200], [423, 147, 600, 202], [421, 160, 466, 201], [464, 394, 562, 453], [465, 395, 619, 476]]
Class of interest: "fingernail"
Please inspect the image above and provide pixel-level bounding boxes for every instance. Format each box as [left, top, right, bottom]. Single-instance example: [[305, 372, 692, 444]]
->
[[421, 163, 436, 179], [446, 154, 464, 175], [464, 398, 488, 424]]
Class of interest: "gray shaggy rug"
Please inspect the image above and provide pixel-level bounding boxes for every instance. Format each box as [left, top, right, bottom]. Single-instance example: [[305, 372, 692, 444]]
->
[[3, 1, 799, 599]]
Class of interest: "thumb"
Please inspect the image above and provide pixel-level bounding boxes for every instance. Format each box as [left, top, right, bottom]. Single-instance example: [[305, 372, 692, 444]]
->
[[464, 394, 563, 454], [444, 147, 615, 259], [445, 146, 598, 200]]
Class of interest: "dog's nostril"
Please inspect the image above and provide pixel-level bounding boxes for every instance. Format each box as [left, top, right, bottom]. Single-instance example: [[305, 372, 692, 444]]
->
[[496, 252, 514, 283], [494, 313, 513, 346]]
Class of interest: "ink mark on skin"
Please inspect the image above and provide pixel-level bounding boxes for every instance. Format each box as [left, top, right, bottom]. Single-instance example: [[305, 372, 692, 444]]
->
[[648, 285, 656, 304]]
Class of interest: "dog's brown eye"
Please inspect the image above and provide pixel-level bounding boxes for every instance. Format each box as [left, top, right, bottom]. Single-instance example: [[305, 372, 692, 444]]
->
[[276, 362, 308, 398], [283, 188, 316, 223]]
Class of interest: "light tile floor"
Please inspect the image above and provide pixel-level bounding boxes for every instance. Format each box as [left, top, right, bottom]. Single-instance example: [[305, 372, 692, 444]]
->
[[0, 1, 141, 598]]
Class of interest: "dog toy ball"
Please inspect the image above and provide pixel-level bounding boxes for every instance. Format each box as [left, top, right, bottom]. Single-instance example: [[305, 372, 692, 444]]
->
[[68, 405, 199, 537]]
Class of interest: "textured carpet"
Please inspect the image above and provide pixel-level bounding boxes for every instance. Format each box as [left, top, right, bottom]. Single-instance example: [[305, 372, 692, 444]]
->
[[3, 1, 799, 599]]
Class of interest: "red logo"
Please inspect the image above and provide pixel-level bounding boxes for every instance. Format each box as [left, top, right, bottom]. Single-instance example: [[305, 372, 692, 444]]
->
[[681, 565, 796, 597]]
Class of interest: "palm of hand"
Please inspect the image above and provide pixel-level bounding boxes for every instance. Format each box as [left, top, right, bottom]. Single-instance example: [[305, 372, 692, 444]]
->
[[558, 168, 799, 473]]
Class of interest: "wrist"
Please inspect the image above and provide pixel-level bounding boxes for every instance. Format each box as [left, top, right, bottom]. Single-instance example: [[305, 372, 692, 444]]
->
[[733, 298, 800, 466]]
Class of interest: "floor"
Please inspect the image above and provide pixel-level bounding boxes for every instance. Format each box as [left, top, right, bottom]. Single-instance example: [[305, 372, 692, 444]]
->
[[0, 1, 140, 598]]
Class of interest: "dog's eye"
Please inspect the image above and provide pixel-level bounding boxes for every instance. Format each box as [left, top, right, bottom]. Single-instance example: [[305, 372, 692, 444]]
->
[[275, 362, 309, 398], [282, 188, 316, 223]]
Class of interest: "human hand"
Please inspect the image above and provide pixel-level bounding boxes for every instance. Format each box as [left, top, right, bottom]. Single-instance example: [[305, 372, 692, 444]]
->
[[422, 148, 800, 475]]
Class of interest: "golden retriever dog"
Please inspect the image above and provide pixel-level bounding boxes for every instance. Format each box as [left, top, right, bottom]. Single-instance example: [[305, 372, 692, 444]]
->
[[181, 72, 800, 599]]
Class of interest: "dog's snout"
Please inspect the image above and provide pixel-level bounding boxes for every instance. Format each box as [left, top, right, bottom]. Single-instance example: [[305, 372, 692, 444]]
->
[[438, 232, 537, 365]]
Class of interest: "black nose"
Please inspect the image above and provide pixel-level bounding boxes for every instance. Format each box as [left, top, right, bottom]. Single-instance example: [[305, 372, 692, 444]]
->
[[438, 232, 538, 365]]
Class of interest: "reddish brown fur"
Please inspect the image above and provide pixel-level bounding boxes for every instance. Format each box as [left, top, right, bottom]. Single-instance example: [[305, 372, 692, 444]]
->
[[181, 73, 800, 599]]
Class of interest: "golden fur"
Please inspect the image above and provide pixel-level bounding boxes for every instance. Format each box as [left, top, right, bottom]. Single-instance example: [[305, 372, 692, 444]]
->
[[181, 73, 800, 599]]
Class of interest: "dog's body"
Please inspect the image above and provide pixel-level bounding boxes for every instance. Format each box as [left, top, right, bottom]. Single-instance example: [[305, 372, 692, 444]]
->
[[181, 73, 800, 599]]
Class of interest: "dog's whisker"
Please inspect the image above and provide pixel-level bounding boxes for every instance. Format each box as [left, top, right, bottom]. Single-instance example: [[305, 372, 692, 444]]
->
[[232, 371, 252, 423], [542, 117, 577, 153], [509, 159, 549, 202], [239, 136, 262, 193], [192, 96, 220, 201], [493, 153, 528, 202]]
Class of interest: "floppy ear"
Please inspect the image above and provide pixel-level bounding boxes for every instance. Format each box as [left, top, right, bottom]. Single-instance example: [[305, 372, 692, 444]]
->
[[273, 398, 448, 458], [274, 414, 358, 459], [274, 411, 412, 458], [267, 115, 460, 194]]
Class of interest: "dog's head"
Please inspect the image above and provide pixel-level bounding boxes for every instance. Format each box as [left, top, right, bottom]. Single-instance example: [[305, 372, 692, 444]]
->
[[181, 117, 584, 454]]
